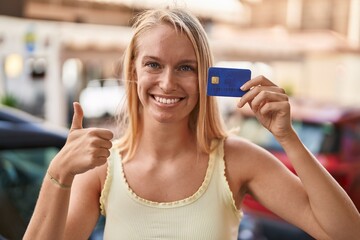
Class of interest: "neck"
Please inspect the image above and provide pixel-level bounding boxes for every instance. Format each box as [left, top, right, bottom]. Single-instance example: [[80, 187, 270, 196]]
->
[[137, 118, 197, 162]]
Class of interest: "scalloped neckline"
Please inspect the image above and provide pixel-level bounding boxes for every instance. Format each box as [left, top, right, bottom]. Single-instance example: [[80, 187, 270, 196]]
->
[[119, 152, 216, 208]]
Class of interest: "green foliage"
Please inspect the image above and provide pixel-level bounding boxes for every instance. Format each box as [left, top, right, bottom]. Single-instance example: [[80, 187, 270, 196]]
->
[[0, 94, 18, 107]]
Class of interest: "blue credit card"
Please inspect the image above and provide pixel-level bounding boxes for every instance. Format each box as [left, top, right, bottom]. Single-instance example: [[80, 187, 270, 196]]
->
[[207, 67, 251, 97]]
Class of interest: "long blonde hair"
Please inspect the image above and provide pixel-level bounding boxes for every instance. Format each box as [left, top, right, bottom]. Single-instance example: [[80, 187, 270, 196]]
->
[[116, 8, 227, 161]]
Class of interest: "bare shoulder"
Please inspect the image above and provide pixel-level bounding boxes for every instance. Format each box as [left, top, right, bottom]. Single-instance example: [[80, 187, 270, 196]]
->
[[72, 162, 108, 194], [224, 135, 266, 157], [223, 135, 284, 187], [224, 135, 274, 166], [97, 162, 109, 189]]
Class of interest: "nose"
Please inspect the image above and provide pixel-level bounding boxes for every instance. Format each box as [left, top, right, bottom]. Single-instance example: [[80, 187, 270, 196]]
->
[[159, 69, 177, 93]]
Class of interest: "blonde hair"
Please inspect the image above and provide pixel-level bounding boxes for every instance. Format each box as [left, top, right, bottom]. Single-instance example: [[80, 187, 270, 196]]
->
[[116, 8, 227, 161]]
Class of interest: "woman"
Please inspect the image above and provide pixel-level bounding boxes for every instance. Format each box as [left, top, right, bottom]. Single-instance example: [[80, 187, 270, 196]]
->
[[24, 8, 360, 240]]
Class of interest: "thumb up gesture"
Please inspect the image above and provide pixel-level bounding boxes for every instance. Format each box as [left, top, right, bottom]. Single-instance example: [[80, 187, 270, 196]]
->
[[50, 102, 114, 180], [70, 101, 85, 130]]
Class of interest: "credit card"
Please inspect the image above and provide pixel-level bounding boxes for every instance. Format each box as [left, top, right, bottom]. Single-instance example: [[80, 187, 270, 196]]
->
[[207, 67, 251, 97]]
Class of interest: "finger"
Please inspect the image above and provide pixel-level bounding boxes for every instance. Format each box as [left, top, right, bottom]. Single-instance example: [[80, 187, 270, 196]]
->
[[251, 91, 288, 112], [71, 102, 84, 130], [95, 148, 111, 158], [240, 75, 276, 91], [238, 86, 284, 108], [92, 138, 113, 149], [94, 129, 114, 141], [94, 156, 108, 166], [259, 101, 290, 117]]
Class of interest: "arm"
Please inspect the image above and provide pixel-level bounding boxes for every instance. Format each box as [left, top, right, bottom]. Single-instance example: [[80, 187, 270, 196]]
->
[[23, 103, 113, 240], [278, 130, 360, 239], [23, 166, 104, 240], [236, 76, 360, 239], [64, 165, 106, 239]]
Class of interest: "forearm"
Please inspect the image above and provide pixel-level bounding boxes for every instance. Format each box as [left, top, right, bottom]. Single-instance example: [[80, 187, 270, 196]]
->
[[23, 169, 74, 240], [278, 128, 360, 238]]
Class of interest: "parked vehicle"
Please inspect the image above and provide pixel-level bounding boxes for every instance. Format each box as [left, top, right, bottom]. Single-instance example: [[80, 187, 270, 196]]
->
[[0, 105, 108, 240], [0, 105, 68, 239], [231, 98, 360, 239]]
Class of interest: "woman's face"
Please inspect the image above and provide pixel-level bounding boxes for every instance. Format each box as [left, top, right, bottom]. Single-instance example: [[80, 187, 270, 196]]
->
[[134, 23, 199, 124]]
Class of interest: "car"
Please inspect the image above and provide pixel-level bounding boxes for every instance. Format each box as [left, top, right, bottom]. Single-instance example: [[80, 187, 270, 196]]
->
[[0, 105, 68, 239], [228, 98, 360, 239], [0, 105, 107, 240]]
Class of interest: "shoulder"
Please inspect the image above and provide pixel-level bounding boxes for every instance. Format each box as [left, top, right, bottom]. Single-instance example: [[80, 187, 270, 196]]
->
[[97, 162, 109, 190], [72, 163, 108, 193], [224, 135, 271, 162], [223, 135, 280, 183]]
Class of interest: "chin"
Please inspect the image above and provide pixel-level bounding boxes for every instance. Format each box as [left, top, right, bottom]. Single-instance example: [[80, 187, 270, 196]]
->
[[153, 115, 176, 124]]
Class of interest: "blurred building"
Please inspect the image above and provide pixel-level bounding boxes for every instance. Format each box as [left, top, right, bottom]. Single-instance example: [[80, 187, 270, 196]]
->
[[0, 0, 360, 126]]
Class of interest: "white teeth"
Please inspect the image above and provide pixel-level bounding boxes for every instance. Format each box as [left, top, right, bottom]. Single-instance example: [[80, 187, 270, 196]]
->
[[154, 96, 181, 104]]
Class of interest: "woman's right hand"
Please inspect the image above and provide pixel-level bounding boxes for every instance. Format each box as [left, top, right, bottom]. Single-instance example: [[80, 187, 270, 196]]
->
[[48, 102, 113, 185]]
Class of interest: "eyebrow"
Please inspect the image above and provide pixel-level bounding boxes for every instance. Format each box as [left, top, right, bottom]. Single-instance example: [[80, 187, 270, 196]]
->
[[178, 59, 198, 66], [142, 55, 197, 65], [142, 55, 160, 61]]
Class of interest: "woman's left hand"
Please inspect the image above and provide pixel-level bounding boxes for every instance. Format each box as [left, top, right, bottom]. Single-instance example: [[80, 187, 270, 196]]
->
[[237, 75, 292, 140]]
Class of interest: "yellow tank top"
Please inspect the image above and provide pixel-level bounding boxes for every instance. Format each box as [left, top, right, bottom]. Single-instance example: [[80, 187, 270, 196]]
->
[[99, 139, 242, 240]]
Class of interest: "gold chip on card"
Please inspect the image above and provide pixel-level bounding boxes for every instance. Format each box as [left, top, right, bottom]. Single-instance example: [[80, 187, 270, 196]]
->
[[211, 76, 220, 84]]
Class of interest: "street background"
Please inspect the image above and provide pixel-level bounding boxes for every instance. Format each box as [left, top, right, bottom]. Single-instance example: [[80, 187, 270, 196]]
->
[[1, 0, 360, 126], [1, 1, 360, 240]]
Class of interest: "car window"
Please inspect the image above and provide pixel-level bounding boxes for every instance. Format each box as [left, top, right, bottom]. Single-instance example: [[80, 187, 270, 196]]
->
[[0, 147, 59, 223], [293, 121, 337, 154], [237, 117, 339, 154], [341, 120, 360, 162]]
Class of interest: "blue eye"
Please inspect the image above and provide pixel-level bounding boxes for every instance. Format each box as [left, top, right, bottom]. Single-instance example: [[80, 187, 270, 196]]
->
[[179, 65, 194, 72], [145, 62, 160, 69]]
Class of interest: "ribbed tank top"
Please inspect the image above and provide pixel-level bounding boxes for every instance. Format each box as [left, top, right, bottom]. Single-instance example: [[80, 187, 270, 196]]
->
[[99, 139, 242, 240]]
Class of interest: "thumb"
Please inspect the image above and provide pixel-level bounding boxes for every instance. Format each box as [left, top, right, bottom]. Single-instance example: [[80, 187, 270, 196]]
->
[[70, 102, 83, 130]]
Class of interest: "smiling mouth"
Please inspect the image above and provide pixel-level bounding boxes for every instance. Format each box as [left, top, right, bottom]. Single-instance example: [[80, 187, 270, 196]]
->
[[153, 95, 183, 104]]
